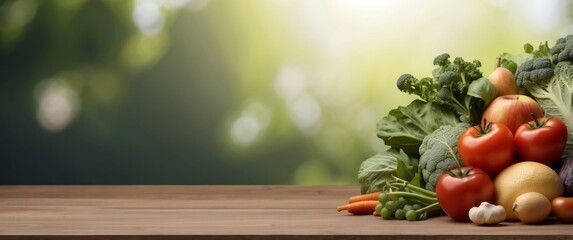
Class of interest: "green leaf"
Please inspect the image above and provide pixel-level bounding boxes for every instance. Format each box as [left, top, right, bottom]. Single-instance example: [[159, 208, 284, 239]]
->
[[376, 100, 460, 158], [467, 77, 497, 106], [409, 171, 422, 187], [532, 41, 552, 58], [524, 43, 534, 53], [499, 52, 533, 74], [396, 149, 418, 181], [357, 151, 400, 194]]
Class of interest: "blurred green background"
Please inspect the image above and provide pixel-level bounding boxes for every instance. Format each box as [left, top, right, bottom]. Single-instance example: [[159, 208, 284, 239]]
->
[[1, 0, 571, 185]]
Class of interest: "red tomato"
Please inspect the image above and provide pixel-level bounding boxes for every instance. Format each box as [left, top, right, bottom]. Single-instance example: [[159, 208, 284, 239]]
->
[[458, 122, 514, 176], [436, 167, 494, 222], [551, 197, 573, 223], [514, 116, 567, 166]]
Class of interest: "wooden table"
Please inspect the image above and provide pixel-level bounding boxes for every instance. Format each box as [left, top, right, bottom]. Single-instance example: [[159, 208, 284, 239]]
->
[[0, 185, 571, 239]]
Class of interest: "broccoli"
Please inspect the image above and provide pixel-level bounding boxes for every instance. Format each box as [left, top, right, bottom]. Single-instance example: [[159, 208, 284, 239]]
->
[[514, 35, 573, 90], [396, 74, 441, 103], [515, 58, 554, 89], [551, 35, 573, 64], [396, 53, 486, 123], [433, 53, 451, 66], [418, 122, 470, 191]]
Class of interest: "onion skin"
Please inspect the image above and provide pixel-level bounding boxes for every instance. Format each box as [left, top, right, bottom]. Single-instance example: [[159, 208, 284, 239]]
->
[[512, 192, 551, 224], [553, 156, 573, 197]]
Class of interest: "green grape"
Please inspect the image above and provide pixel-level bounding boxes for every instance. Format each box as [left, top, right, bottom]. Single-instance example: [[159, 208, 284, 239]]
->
[[406, 210, 417, 221], [380, 207, 392, 220], [402, 204, 414, 212], [378, 192, 389, 205], [394, 209, 405, 220], [396, 197, 408, 209], [384, 200, 397, 211], [375, 203, 383, 215]]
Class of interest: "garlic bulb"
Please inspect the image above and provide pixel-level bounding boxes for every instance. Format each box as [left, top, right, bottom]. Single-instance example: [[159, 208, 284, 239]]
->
[[468, 202, 506, 225]]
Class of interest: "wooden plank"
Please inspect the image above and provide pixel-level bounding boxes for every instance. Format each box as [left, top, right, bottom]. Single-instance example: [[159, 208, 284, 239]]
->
[[0, 186, 571, 239]]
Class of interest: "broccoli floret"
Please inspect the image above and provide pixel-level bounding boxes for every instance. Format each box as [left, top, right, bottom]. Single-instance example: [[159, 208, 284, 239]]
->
[[397, 74, 415, 92], [396, 53, 485, 123], [419, 122, 470, 191], [396, 74, 440, 103], [515, 58, 554, 89], [437, 71, 460, 86], [551, 35, 573, 64], [438, 86, 451, 101], [433, 53, 451, 66]]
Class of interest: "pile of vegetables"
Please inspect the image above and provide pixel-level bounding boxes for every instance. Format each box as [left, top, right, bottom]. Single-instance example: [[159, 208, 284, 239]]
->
[[337, 34, 573, 225]]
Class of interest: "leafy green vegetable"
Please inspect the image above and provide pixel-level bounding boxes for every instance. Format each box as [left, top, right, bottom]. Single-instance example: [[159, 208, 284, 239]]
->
[[376, 100, 460, 158], [419, 122, 471, 191], [500, 41, 552, 78], [357, 149, 418, 194], [467, 77, 498, 107], [527, 63, 573, 155], [515, 58, 554, 89], [550, 35, 573, 64], [396, 54, 496, 123]]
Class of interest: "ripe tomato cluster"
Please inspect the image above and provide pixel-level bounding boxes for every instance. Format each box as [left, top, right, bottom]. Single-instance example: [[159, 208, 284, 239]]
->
[[436, 115, 568, 222]]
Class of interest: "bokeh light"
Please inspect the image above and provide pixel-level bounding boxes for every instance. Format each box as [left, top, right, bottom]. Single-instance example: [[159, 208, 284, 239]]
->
[[1, 0, 571, 185]]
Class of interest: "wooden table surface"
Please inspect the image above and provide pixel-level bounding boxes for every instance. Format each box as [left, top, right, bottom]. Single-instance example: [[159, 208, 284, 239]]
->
[[0, 185, 571, 239]]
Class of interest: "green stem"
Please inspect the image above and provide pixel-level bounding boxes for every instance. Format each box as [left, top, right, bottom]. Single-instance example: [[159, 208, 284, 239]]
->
[[389, 177, 437, 197], [416, 202, 441, 215], [387, 191, 438, 203]]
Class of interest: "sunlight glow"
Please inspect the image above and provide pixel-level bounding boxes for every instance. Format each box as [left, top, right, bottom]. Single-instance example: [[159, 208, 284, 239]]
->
[[35, 79, 80, 132], [133, 0, 164, 36], [274, 64, 307, 102], [288, 93, 322, 134], [229, 101, 271, 146]]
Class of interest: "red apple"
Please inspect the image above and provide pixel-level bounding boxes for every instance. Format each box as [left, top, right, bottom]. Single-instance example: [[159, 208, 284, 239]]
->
[[488, 58, 518, 97], [481, 95, 543, 134]]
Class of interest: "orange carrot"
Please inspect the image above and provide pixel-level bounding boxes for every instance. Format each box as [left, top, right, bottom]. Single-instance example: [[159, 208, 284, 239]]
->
[[336, 200, 379, 215], [348, 191, 381, 203]]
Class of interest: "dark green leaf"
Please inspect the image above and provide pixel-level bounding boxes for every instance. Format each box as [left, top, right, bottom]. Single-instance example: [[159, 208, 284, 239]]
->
[[467, 77, 497, 106], [524, 43, 534, 53], [357, 151, 400, 194], [376, 100, 460, 158]]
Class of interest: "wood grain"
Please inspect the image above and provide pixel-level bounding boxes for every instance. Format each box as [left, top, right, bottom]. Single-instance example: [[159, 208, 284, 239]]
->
[[0, 185, 571, 239]]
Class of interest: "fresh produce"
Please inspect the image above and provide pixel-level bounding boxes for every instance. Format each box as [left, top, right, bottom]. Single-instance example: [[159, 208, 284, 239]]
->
[[512, 192, 552, 224], [551, 197, 573, 223], [458, 121, 514, 176], [514, 114, 567, 165], [488, 58, 518, 96], [436, 167, 494, 222], [377, 176, 442, 221], [526, 63, 573, 155], [481, 95, 544, 134], [348, 191, 381, 203], [348, 35, 573, 225], [419, 123, 470, 191], [336, 200, 379, 215], [493, 161, 563, 221], [396, 54, 496, 123], [376, 100, 460, 158], [358, 149, 418, 194], [468, 202, 506, 225], [510, 36, 573, 155], [554, 156, 573, 197], [515, 58, 554, 88]]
